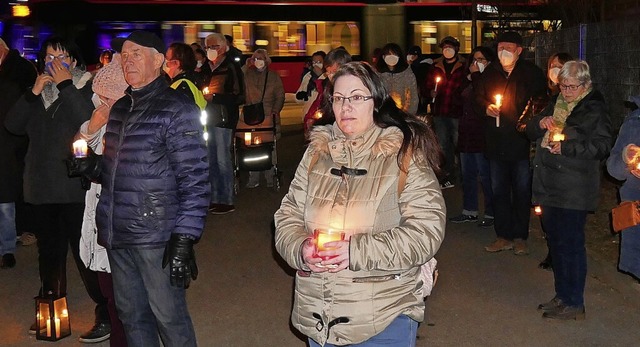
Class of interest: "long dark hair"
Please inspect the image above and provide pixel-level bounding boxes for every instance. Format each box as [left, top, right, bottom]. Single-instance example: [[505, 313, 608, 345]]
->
[[38, 36, 85, 73], [321, 62, 441, 174]]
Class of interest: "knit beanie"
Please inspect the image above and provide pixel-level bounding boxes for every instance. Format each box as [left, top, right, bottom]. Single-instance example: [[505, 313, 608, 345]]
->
[[92, 53, 128, 100]]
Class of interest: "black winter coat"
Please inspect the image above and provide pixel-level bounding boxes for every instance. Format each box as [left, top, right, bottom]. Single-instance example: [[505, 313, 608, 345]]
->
[[5, 75, 93, 205], [474, 59, 547, 161], [0, 49, 36, 202], [526, 90, 612, 211]]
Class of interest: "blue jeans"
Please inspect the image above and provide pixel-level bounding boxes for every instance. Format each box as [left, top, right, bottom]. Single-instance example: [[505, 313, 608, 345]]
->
[[433, 117, 458, 181], [460, 153, 493, 217], [541, 206, 587, 307], [0, 203, 17, 255], [208, 127, 235, 205], [109, 247, 197, 347], [309, 315, 418, 347], [489, 159, 531, 240]]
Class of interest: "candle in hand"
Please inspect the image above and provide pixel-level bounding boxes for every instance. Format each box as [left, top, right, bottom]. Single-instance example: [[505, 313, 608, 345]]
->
[[552, 133, 565, 142], [202, 87, 210, 95], [253, 136, 262, 145], [494, 94, 502, 127], [72, 139, 88, 158], [313, 229, 345, 260], [434, 76, 441, 92]]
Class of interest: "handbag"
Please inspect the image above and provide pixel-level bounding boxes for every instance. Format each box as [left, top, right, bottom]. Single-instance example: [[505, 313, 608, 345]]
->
[[242, 70, 268, 126], [207, 102, 229, 128], [611, 200, 640, 232]]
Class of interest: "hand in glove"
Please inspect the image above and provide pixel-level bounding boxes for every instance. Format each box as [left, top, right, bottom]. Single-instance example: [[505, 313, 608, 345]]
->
[[162, 234, 198, 288], [296, 91, 308, 101], [65, 146, 102, 184]]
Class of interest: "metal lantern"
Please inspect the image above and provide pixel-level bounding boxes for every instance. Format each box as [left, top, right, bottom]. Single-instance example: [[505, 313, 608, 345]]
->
[[35, 296, 71, 341]]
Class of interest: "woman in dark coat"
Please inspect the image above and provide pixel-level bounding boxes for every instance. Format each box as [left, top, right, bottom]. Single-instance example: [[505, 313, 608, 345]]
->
[[525, 60, 612, 320]]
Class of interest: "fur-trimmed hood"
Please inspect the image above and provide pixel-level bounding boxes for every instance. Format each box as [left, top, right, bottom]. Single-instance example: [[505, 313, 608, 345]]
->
[[307, 123, 403, 167]]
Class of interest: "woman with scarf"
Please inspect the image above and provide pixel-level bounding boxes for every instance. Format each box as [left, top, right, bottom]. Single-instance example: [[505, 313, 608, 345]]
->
[[525, 60, 612, 320], [5, 36, 111, 341]]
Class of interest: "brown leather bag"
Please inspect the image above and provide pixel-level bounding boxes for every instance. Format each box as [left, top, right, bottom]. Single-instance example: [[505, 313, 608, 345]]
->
[[612, 200, 640, 232]]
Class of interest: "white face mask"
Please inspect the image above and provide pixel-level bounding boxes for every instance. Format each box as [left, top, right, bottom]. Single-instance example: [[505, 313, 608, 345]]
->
[[384, 54, 399, 67], [548, 67, 560, 84], [312, 62, 323, 70], [162, 61, 171, 74], [196, 60, 203, 68], [443, 48, 456, 59], [477, 62, 486, 73], [254, 59, 265, 70], [407, 55, 416, 63], [498, 49, 515, 66], [207, 48, 218, 62]]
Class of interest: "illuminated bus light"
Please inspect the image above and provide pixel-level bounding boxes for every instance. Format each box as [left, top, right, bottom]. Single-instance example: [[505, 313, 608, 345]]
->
[[12, 4, 31, 17], [244, 155, 269, 163]]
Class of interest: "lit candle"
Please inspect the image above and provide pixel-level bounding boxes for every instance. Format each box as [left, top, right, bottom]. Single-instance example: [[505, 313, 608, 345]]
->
[[552, 133, 565, 142], [314, 110, 323, 120], [432, 77, 441, 103], [313, 229, 345, 260], [253, 136, 262, 145], [202, 86, 210, 95], [244, 132, 252, 146], [73, 139, 88, 158], [534, 206, 542, 215], [494, 94, 502, 127]]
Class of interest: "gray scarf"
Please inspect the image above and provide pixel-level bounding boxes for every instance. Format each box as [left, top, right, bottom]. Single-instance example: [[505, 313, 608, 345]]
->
[[42, 68, 91, 110]]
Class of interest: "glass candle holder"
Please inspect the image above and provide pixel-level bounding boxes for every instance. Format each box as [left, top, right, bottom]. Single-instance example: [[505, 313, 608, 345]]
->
[[313, 229, 345, 260]]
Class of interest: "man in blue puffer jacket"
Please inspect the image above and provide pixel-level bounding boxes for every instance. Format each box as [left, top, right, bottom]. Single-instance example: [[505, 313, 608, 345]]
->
[[95, 31, 210, 347]]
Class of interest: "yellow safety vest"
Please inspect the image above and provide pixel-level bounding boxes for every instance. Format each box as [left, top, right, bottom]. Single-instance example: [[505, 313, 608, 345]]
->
[[170, 78, 207, 111]]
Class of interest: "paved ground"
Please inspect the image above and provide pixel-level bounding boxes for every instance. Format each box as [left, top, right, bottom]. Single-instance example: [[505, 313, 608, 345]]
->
[[2, 102, 640, 346]]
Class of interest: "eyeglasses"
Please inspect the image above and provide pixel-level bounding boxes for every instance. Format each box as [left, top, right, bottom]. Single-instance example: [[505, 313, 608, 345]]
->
[[44, 54, 70, 62], [559, 83, 584, 91], [329, 95, 373, 106], [205, 45, 220, 50]]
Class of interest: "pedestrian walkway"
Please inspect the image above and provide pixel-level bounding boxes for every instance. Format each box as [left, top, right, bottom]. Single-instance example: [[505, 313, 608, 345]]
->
[[1, 130, 639, 346]]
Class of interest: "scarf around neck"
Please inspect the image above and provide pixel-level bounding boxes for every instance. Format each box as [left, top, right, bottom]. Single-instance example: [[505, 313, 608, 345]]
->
[[541, 86, 592, 148], [42, 68, 92, 110]]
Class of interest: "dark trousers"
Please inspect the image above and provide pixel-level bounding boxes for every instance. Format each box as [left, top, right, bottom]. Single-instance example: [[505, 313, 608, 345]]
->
[[109, 247, 197, 347], [490, 159, 531, 240], [32, 203, 109, 323], [98, 272, 127, 346], [541, 206, 587, 307]]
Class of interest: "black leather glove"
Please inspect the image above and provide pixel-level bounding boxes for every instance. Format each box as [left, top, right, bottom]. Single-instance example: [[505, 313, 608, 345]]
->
[[162, 234, 198, 288], [296, 91, 308, 101], [65, 146, 102, 184]]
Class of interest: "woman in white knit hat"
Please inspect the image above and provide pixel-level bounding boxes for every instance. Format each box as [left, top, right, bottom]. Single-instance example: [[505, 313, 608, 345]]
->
[[76, 53, 129, 346]]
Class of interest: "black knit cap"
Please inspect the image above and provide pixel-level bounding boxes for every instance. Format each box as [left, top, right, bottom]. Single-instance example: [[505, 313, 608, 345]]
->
[[111, 31, 166, 53], [497, 31, 523, 46], [407, 45, 422, 56]]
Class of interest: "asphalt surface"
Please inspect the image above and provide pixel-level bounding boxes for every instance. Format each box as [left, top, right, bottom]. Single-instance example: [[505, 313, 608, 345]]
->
[[2, 101, 640, 346]]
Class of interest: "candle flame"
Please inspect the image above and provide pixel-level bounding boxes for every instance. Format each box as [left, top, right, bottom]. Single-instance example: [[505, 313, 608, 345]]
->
[[202, 87, 210, 95], [72, 139, 88, 158], [552, 133, 565, 142], [494, 94, 502, 107], [435, 77, 441, 83], [534, 206, 542, 215]]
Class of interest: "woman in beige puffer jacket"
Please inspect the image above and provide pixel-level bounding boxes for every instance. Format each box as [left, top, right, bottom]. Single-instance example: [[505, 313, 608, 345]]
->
[[275, 62, 446, 346]]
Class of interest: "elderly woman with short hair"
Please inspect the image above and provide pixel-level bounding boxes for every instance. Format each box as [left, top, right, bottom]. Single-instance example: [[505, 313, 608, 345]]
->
[[525, 60, 612, 320]]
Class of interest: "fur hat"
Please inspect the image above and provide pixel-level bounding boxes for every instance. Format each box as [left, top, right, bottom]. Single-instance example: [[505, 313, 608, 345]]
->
[[92, 54, 128, 100]]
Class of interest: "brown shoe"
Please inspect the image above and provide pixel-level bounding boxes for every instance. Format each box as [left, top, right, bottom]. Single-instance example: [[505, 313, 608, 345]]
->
[[513, 239, 529, 255], [542, 304, 585, 320], [484, 238, 513, 252], [537, 297, 563, 312]]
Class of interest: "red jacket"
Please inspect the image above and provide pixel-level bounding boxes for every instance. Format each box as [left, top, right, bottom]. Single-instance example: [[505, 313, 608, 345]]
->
[[425, 56, 467, 118]]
